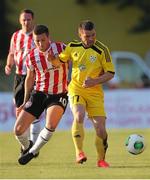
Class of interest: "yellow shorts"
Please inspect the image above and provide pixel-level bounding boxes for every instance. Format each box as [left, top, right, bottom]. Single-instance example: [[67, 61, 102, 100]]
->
[[69, 91, 106, 117]]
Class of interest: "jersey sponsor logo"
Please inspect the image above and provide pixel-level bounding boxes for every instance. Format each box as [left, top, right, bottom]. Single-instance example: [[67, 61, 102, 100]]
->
[[78, 64, 86, 71], [73, 52, 79, 61], [44, 66, 59, 73], [89, 55, 96, 62]]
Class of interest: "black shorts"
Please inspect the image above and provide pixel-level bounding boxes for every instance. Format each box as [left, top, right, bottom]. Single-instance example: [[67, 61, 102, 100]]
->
[[13, 74, 26, 107], [24, 91, 68, 118]]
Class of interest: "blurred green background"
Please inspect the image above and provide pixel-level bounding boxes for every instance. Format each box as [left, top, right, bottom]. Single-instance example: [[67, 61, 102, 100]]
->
[[1, 0, 150, 91]]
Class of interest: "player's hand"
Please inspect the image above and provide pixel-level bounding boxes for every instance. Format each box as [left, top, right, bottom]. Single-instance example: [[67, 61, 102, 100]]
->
[[82, 77, 97, 88], [47, 50, 56, 62], [5, 65, 11, 75], [47, 51, 61, 68], [16, 104, 25, 117]]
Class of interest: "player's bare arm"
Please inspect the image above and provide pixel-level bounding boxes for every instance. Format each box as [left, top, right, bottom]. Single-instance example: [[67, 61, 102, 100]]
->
[[23, 69, 35, 104], [5, 53, 15, 75], [82, 71, 114, 88]]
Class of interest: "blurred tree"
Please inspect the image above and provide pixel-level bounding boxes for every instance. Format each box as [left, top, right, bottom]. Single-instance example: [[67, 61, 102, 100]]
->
[[96, 0, 113, 4], [117, 0, 135, 9], [76, 0, 150, 33], [117, 0, 150, 33], [75, 0, 87, 5], [0, 0, 17, 60]]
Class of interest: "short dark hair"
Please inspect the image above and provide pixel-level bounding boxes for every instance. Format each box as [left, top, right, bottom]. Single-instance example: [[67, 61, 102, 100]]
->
[[20, 9, 34, 18], [79, 20, 95, 30], [33, 25, 49, 36]]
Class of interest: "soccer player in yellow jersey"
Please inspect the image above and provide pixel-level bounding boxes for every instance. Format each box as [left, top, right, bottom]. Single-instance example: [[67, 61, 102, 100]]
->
[[50, 20, 115, 168]]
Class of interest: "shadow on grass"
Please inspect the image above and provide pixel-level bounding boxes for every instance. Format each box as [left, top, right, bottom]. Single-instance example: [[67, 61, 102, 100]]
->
[[111, 165, 150, 168]]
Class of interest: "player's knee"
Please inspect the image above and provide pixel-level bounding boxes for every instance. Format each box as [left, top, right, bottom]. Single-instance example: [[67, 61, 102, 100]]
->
[[74, 111, 84, 123], [96, 127, 107, 139], [14, 124, 24, 136]]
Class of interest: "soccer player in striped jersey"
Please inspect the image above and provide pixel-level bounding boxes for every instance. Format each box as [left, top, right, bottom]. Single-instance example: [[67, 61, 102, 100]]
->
[[14, 25, 68, 165], [50, 20, 115, 167], [5, 9, 41, 149]]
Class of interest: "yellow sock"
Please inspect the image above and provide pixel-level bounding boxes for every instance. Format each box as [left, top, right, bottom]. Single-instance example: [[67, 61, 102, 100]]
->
[[95, 135, 108, 160], [72, 120, 84, 156]]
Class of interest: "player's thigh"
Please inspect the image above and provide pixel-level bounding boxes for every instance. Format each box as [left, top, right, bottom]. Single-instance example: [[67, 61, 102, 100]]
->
[[87, 94, 106, 117], [69, 94, 86, 106], [45, 93, 68, 129], [24, 91, 46, 118], [46, 105, 64, 129], [69, 95, 86, 122], [14, 110, 36, 135]]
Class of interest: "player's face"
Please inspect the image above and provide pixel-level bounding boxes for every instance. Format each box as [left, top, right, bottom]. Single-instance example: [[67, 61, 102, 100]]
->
[[19, 12, 34, 33], [33, 33, 50, 52], [79, 28, 96, 48]]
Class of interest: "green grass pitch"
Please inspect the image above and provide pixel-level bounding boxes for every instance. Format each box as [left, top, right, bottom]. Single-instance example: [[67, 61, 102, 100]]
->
[[0, 129, 150, 179]]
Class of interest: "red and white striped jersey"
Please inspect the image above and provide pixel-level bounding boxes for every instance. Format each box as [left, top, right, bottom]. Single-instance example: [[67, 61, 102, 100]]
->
[[9, 29, 35, 75], [26, 42, 68, 94]]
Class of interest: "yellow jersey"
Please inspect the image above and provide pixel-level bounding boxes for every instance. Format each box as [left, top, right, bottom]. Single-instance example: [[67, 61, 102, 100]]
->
[[59, 40, 115, 95]]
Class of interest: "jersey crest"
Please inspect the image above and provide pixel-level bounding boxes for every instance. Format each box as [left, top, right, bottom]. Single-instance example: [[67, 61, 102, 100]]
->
[[89, 55, 97, 62]]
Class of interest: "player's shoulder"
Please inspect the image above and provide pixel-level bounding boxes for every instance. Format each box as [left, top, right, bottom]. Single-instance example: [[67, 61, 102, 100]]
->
[[29, 47, 36, 57], [53, 41, 65, 46], [11, 29, 21, 37], [15, 29, 23, 34], [94, 40, 109, 50], [51, 41, 66, 50], [68, 40, 82, 47], [92, 40, 109, 54]]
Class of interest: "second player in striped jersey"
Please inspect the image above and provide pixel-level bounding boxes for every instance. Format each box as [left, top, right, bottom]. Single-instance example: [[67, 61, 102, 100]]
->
[[14, 25, 68, 165]]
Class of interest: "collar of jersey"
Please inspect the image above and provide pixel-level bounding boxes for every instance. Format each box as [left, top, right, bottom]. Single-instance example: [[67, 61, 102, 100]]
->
[[81, 42, 95, 49], [39, 42, 51, 54], [20, 29, 33, 36]]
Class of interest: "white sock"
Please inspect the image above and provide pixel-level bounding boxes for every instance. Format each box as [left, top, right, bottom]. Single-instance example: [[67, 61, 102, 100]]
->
[[30, 119, 41, 144], [15, 128, 30, 150], [29, 127, 54, 155]]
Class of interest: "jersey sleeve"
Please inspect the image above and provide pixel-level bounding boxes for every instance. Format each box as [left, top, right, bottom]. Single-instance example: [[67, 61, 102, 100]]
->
[[101, 46, 115, 73]]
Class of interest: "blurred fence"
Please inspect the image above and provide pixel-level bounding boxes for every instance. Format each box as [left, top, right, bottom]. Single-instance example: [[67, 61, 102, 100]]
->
[[0, 89, 150, 131]]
